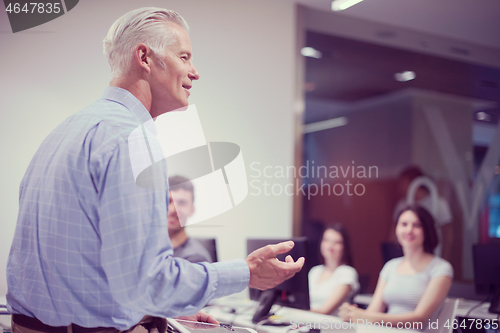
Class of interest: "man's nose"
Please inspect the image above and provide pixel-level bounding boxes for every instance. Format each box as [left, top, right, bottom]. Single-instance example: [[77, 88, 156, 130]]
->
[[189, 65, 200, 80], [168, 200, 177, 213]]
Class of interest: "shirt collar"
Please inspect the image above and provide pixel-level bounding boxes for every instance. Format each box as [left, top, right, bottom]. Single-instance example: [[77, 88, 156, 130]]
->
[[101, 86, 157, 136]]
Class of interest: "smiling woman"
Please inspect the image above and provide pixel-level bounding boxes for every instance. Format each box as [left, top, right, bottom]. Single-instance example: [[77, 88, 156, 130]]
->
[[396, 206, 439, 255], [338, 205, 453, 332]]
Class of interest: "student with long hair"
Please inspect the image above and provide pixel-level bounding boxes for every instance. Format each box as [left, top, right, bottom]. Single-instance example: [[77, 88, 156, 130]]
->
[[309, 223, 359, 315], [339, 205, 453, 330]]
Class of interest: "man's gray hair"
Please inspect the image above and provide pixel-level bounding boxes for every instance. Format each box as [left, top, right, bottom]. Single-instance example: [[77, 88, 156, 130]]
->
[[103, 7, 189, 79]]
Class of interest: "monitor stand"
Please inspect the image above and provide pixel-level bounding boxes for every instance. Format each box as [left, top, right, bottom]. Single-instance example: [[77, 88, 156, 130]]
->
[[489, 288, 500, 314], [252, 290, 279, 323]]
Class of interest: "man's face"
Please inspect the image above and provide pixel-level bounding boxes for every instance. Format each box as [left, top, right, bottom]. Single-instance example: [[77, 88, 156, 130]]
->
[[168, 189, 195, 233], [150, 22, 200, 113]]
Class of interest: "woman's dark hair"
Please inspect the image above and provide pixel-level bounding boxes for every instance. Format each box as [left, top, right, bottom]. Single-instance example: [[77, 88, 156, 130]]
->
[[320, 222, 353, 266], [396, 205, 439, 254]]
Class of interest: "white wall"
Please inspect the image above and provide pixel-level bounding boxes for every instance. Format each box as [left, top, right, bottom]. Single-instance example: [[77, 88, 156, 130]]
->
[[0, 0, 296, 296]]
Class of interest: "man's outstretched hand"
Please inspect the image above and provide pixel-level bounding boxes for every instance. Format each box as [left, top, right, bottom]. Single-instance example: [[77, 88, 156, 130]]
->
[[245, 240, 305, 290]]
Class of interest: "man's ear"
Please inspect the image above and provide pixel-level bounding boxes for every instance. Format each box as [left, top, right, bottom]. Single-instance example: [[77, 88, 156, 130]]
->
[[134, 43, 152, 74]]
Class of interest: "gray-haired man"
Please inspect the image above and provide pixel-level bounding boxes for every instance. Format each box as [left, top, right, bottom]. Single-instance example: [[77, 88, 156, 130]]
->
[[7, 7, 304, 333]]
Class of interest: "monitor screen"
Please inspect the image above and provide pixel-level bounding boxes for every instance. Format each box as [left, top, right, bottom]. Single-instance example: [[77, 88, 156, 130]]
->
[[246, 237, 310, 322], [472, 243, 500, 295], [489, 194, 500, 238]]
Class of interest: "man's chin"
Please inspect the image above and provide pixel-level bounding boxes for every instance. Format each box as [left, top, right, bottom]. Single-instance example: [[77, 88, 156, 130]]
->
[[168, 221, 182, 229], [164, 99, 189, 113], [168, 228, 183, 236]]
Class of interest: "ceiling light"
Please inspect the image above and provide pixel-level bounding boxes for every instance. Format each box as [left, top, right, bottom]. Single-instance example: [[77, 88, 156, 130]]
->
[[394, 71, 416, 82], [301, 47, 322, 59], [476, 112, 491, 121], [331, 0, 364, 11], [304, 117, 348, 134]]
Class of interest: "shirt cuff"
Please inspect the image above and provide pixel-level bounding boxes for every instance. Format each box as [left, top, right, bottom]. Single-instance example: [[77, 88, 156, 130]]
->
[[210, 259, 250, 299]]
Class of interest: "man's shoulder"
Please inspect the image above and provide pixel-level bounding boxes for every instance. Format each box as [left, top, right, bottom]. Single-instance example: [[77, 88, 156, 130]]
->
[[55, 96, 144, 148], [56, 87, 152, 144], [76, 98, 139, 129], [186, 237, 212, 254], [182, 237, 213, 263]]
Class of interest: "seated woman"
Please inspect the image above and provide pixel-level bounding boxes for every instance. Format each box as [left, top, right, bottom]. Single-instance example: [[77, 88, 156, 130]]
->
[[339, 205, 453, 331], [309, 223, 359, 315]]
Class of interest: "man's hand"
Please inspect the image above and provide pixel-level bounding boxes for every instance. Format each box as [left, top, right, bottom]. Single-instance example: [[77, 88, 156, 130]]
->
[[176, 311, 219, 325], [245, 240, 305, 290]]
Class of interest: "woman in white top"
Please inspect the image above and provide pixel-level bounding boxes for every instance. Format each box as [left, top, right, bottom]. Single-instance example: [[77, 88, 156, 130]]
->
[[339, 205, 453, 331], [309, 223, 359, 315]]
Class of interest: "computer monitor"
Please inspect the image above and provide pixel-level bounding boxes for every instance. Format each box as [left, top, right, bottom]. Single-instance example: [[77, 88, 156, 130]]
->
[[472, 243, 500, 314], [246, 237, 310, 322]]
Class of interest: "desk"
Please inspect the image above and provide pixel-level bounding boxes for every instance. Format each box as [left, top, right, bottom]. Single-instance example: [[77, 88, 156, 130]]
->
[[354, 294, 498, 320], [205, 296, 419, 333], [456, 300, 498, 320], [354, 295, 373, 308]]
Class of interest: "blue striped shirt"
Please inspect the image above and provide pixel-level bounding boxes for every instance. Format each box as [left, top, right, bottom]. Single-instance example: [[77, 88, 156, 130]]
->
[[6, 87, 249, 329]]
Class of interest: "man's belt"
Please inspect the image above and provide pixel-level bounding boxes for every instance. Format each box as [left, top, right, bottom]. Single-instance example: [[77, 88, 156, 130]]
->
[[12, 314, 116, 333]]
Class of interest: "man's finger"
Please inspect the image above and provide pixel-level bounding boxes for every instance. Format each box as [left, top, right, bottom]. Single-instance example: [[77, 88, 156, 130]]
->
[[296, 256, 305, 267], [289, 256, 305, 272], [274, 256, 305, 272], [275, 257, 305, 282], [196, 312, 219, 324], [265, 241, 295, 258]]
